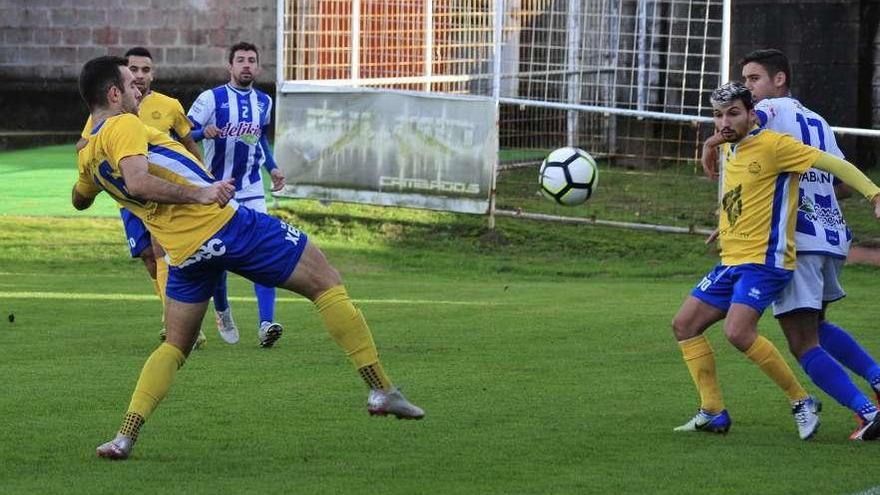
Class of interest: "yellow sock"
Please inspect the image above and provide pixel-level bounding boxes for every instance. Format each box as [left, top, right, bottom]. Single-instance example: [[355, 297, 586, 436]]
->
[[745, 335, 808, 401], [155, 256, 168, 323], [680, 335, 725, 413], [126, 343, 186, 422], [315, 285, 391, 391]]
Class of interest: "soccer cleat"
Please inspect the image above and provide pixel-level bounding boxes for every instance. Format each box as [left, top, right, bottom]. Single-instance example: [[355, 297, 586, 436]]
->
[[792, 395, 821, 440], [851, 417, 880, 441], [367, 387, 425, 420], [215, 308, 239, 344], [158, 327, 167, 341], [258, 321, 283, 348], [96, 434, 135, 460], [673, 409, 731, 434]]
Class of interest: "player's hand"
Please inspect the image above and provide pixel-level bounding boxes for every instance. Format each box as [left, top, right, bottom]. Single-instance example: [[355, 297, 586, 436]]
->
[[704, 228, 720, 244], [203, 124, 221, 139], [872, 193, 880, 220], [199, 178, 236, 206], [270, 168, 285, 191], [701, 133, 724, 180]]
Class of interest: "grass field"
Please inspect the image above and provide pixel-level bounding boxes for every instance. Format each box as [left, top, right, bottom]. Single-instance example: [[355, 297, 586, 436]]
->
[[3, 145, 880, 494]]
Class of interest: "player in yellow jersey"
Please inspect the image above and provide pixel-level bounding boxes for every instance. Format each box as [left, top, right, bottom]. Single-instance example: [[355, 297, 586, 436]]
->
[[73, 56, 424, 460], [77, 47, 211, 348], [671, 82, 880, 440]]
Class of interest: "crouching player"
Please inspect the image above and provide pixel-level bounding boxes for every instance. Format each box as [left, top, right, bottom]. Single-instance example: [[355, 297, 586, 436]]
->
[[74, 56, 425, 460]]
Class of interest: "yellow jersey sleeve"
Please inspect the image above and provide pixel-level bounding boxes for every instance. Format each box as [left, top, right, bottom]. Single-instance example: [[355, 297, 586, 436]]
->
[[80, 116, 93, 140], [171, 99, 192, 138], [773, 133, 821, 175], [104, 114, 149, 168], [74, 168, 102, 198]]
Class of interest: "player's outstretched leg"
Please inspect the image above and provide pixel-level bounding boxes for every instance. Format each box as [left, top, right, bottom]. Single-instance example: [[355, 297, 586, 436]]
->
[[819, 320, 880, 403], [96, 298, 209, 460], [280, 242, 424, 420], [254, 283, 282, 348], [212, 271, 239, 344]]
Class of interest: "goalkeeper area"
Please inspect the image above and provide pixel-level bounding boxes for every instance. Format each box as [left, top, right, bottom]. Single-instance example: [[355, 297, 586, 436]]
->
[[2, 145, 880, 493]]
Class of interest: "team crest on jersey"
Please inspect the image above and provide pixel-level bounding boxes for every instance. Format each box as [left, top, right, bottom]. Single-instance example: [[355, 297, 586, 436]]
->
[[151, 110, 162, 120], [747, 161, 761, 174], [722, 184, 743, 227]]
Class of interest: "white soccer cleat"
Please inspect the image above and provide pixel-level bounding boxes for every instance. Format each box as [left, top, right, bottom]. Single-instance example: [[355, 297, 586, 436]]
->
[[258, 321, 283, 348], [673, 409, 731, 434], [367, 387, 425, 420], [191, 330, 207, 351], [96, 434, 135, 460], [215, 308, 239, 344], [792, 395, 821, 440]]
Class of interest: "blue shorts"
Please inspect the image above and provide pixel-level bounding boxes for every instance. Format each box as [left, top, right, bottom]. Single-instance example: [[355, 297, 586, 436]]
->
[[165, 206, 308, 303], [691, 263, 793, 314], [120, 208, 151, 258]]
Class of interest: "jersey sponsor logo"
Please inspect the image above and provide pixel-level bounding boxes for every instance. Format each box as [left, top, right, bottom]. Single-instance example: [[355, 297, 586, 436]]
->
[[217, 121, 261, 144], [722, 184, 743, 228], [747, 161, 761, 174], [178, 238, 227, 268], [802, 170, 832, 183], [280, 221, 302, 245]]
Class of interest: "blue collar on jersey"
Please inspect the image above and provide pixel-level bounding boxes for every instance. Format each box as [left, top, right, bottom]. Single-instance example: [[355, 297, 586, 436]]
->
[[90, 119, 107, 136], [226, 83, 253, 96]]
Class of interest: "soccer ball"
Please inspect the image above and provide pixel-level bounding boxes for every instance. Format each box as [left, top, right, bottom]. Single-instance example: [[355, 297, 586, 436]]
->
[[538, 147, 598, 206]]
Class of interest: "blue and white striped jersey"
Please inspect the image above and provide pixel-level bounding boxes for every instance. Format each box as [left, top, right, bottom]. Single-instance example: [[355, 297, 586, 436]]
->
[[755, 97, 851, 258], [188, 84, 277, 201]]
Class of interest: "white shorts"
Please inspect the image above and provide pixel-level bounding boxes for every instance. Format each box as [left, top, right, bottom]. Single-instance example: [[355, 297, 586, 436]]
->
[[772, 254, 846, 317], [238, 196, 267, 214]]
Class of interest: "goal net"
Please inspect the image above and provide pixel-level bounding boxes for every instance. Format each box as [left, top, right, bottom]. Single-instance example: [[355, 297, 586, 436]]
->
[[277, 0, 729, 231]]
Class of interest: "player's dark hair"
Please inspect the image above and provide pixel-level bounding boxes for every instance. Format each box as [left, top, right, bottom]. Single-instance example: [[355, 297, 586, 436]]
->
[[124, 46, 153, 60], [739, 49, 792, 88], [228, 42, 259, 64], [79, 55, 128, 110], [710, 81, 754, 111]]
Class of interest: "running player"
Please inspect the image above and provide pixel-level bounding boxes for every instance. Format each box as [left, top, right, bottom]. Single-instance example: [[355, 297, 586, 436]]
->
[[73, 56, 424, 460], [187, 42, 285, 348], [673, 82, 880, 440]]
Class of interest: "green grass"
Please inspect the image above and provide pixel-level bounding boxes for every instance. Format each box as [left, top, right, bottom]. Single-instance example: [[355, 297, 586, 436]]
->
[[2, 145, 880, 494]]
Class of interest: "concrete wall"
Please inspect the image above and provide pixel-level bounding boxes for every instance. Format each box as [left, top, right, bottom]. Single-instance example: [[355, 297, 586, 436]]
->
[[0, 0, 277, 148]]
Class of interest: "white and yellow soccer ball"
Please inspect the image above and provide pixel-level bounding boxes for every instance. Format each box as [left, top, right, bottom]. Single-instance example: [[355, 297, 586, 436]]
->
[[538, 147, 598, 206]]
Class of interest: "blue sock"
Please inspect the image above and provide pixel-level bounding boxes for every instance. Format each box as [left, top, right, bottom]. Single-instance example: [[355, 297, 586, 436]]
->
[[801, 346, 875, 418], [254, 283, 275, 324], [212, 271, 229, 312], [819, 320, 880, 388]]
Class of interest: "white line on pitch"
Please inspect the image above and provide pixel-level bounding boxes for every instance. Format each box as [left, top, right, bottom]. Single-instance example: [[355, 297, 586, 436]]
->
[[0, 291, 500, 305]]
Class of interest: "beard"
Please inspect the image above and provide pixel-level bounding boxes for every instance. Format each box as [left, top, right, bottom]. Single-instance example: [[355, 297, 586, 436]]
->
[[233, 73, 254, 87]]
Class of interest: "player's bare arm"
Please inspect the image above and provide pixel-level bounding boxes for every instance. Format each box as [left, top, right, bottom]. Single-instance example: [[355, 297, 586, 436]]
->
[[701, 132, 725, 180], [71, 186, 95, 210], [270, 168, 285, 191], [203, 124, 221, 139], [119, 154, 235, 206], [179, 133, 203, 162]]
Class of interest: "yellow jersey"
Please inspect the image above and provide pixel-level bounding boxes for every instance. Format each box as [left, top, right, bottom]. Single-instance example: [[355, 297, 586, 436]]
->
[[718, 128, 821, 270], [76, 113, 236, 265], [80, 91, 192, 140]]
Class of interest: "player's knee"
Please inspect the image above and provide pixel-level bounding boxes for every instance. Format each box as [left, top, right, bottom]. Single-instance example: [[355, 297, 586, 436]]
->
[[723, 326, 754, 352], [671, 315, 697, 340]]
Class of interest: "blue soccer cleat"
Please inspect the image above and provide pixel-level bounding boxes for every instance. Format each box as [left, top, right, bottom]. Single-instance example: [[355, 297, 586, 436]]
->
[[674, 409, 731, 434]]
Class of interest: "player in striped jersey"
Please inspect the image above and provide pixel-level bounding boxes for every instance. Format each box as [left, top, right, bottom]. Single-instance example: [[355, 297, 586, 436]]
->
[[74, 56, 424, 460], [187, 42, 285, 348], [77, 47, 207, 348], [673, 82, 880, 440], [703, 49, 880, 440]]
